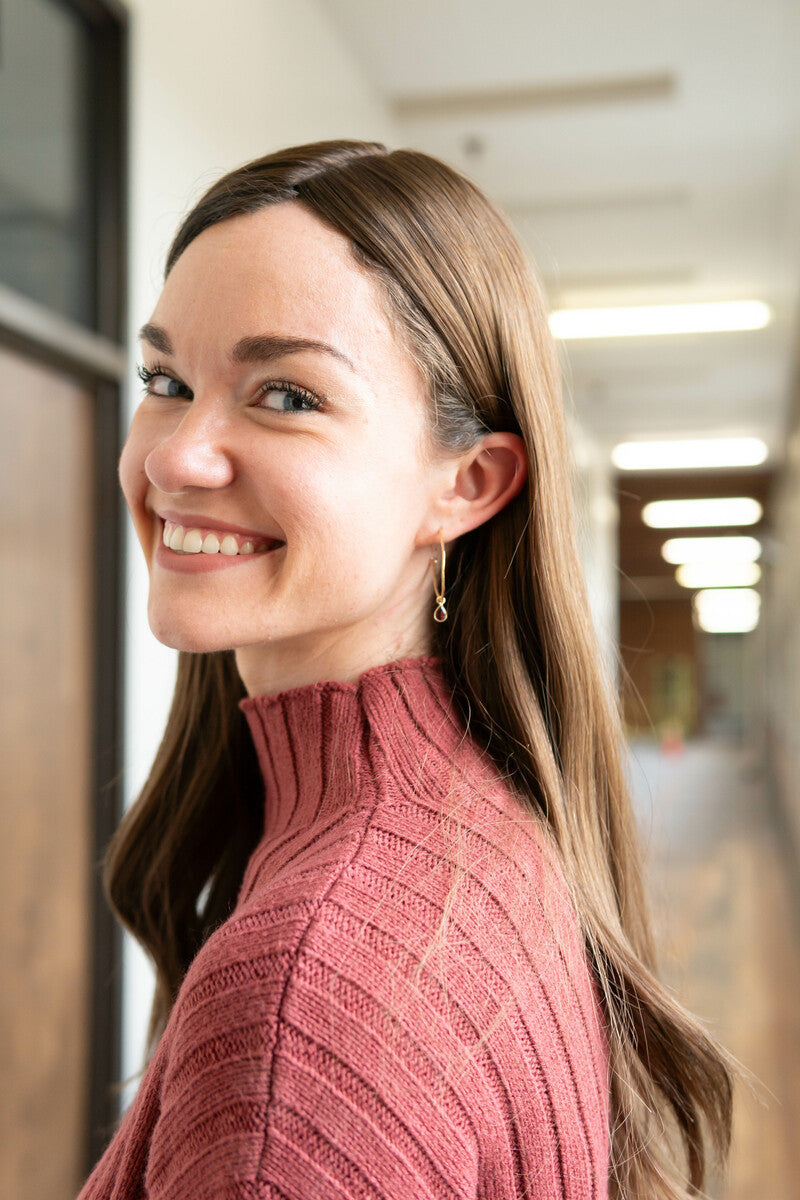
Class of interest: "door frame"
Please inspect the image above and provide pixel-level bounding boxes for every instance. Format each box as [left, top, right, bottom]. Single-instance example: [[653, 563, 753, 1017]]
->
[[0, 0, 128, 1174]]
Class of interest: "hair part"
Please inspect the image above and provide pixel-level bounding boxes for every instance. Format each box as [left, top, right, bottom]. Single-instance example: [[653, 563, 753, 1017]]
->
[[106, 139, 746, 1196]]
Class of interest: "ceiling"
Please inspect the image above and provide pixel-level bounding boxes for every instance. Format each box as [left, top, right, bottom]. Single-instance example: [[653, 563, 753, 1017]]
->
[[318, 0, 800, 462], [616, 469, 772, 602]]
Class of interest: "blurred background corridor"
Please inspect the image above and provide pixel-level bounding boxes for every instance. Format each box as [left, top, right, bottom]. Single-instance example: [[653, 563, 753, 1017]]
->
[[2, 1, 799, 1197]]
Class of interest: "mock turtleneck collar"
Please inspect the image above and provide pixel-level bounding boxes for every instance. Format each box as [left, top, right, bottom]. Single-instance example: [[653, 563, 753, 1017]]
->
[[237, 654, 467, 842]]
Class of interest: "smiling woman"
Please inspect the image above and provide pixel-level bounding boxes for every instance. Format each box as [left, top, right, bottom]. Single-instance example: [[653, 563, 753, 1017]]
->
[[77, 140, 742, 1200]]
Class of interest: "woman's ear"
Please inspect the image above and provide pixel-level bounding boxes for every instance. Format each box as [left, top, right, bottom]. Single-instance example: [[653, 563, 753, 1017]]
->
[[426, 431, 528, 541]]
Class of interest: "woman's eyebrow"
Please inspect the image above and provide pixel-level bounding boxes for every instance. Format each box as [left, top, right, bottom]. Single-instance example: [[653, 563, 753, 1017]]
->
[[137, 322, 360, 376]]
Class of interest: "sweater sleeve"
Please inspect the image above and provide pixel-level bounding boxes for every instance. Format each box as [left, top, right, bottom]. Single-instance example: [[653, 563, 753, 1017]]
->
[[142, 902, 481, 1200]]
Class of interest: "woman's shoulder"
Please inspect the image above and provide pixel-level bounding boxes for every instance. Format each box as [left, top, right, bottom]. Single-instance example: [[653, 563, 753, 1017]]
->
[[144, 754, 608, 1198], [183, 757, 591, 1035]]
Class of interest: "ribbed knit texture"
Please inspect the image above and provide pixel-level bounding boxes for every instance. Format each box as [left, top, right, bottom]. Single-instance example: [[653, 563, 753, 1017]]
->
[[78, 654, 610, 1199]]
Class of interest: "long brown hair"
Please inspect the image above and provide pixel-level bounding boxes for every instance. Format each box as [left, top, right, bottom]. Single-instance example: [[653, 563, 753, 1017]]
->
[[106, 139, 745, 1197]]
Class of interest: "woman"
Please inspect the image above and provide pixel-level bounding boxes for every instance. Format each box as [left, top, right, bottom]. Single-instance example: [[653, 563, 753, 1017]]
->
[[79, 139, 739, 1199]]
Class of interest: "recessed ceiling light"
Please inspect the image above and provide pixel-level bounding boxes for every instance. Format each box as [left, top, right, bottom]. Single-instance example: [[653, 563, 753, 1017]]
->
[[612, 437, 768, 470], [661, 536, 761, 564], [642, 497, 762, 527], [676, 562, 762, 589], [693, 588, 760, 633], [550, 299, 771, 339]]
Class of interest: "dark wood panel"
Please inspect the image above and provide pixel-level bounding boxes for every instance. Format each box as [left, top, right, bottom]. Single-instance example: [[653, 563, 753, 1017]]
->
[[0, 345, 94, 1199], [619, 598, 702, 735]]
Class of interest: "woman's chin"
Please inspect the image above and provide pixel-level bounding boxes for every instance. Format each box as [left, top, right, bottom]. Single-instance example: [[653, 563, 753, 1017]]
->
[[150, 628, 228, 654], [147, 607, 238, 655]]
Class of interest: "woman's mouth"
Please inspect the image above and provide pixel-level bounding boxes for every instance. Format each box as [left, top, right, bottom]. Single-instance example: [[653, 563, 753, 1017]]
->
[[155, 519, 286, 573], [162, 519, 283, 556]]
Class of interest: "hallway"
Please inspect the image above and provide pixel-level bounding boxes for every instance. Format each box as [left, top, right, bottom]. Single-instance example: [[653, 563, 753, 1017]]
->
[[626, 736, 800, 1199]]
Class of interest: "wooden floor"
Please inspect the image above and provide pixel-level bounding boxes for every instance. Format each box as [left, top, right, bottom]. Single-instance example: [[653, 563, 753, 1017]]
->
[[626, 735, 800, 1200]]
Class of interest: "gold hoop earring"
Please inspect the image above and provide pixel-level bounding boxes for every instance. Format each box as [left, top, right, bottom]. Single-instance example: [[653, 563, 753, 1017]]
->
[[429, 528, 448, 623]]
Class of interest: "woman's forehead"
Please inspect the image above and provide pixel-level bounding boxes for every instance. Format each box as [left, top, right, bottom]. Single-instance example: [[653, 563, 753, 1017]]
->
[[154, 204, 402, 372]]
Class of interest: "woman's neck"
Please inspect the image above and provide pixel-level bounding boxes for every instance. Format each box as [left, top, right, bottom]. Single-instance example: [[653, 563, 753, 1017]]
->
[[234, 628, 434, 699]]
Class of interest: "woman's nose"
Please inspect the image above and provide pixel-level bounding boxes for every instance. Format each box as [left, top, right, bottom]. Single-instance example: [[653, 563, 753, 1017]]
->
[[144, 403, 235, 493]]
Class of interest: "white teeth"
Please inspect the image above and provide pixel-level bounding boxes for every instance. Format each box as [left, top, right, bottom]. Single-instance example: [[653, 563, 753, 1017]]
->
[[162, 520, 271, 556]]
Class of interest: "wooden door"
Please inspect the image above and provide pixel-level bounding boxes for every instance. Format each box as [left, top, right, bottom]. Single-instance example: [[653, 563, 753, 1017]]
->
[[0, 343, 95, 1199]]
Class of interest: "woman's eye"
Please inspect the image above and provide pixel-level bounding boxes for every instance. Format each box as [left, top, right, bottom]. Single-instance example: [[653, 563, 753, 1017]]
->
[[137, 365, 191, 399], [136, 364, 321, 411], [151, 376, 189, 398], [258, 385, 322, 413]]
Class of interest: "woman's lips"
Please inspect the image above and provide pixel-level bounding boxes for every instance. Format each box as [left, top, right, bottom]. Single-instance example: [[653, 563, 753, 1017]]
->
[[155, 507, 284, 543], [161, 518, 280, 554], [155, 533, 285, 573]]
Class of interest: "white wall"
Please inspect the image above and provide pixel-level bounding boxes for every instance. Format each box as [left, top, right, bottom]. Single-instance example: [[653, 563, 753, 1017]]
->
[[120, 0, 394, 1109], [764, 392, 800, 866], [568, 414, 620, 693], [762, 104, 800, 882]]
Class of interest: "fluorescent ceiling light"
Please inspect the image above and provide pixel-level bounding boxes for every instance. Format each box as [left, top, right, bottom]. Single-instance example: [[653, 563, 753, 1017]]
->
[[676, 562, 762, 589], [693, 588, 760, 633], [661, 535, 761, 564], [642, 497, 762, 528], [612, 437, 768, 470], [549, 300, 771, 339]]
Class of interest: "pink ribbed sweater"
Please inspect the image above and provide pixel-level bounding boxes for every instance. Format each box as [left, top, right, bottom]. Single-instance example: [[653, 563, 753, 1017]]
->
[[78, 654, 610, 1198]]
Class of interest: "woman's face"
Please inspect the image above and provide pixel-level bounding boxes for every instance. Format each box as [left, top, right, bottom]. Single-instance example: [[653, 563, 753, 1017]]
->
[[120, 202, 466, 694]]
